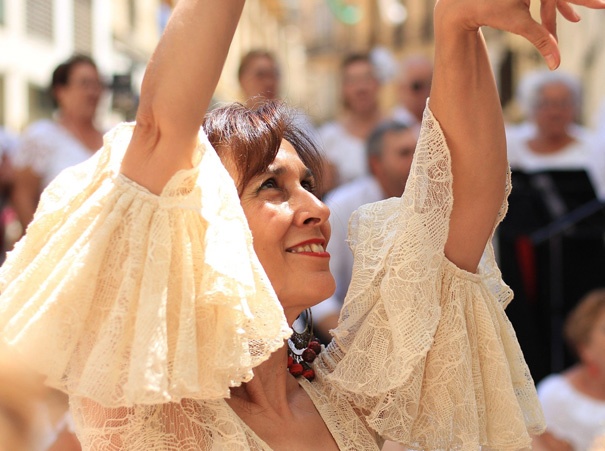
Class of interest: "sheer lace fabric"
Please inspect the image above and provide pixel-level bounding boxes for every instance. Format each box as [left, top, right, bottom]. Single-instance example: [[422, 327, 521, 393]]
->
[[0, 123, 291, 407], [0, 108, 545, 449], [316, 108, 545, 449], [70, 378, 383, 451]]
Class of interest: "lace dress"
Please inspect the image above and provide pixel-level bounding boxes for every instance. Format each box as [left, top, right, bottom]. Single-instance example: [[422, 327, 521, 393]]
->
[[0, 107, 545, 450]]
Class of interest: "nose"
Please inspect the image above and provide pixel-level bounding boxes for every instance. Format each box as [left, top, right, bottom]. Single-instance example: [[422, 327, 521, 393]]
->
[[293, 188, 330, 227]]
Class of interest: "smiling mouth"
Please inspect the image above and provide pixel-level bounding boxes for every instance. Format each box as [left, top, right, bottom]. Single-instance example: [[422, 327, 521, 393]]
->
[[287, 243, 326, 254]]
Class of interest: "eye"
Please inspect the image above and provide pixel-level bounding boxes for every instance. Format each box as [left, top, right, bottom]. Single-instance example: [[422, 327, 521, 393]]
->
[[259, 177, 279, 191], [301, 178, 317, 194]]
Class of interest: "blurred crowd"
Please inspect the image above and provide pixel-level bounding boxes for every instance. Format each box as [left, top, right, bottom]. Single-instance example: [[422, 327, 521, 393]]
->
[[1, 47, 605, 449]]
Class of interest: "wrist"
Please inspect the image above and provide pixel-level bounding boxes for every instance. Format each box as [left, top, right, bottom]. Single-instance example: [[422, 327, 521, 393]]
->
[[434, 0, 482, 34]]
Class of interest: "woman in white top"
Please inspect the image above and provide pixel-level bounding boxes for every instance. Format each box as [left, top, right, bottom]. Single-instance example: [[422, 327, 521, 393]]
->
[[534, 289, 605, 450], [507, 69, 605, 198], [11, 55, 104, 229]]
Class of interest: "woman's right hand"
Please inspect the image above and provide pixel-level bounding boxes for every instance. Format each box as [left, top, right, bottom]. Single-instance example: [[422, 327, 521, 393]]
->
[[434, 0, 605, 70]]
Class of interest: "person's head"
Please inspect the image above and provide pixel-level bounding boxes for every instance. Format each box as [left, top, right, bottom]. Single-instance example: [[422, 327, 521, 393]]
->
[[50, 55, 103, 121], [340, 53, 381, 115], [564, 288, 605, 374], [395, 55, 433, 122], [204, 101, 334, 321], [517, 70, 581, 139], [367, 121, 417, 198], [238, 50, 280, 106]]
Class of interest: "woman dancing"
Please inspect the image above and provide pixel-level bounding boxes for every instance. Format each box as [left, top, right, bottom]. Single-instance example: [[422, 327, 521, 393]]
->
[[1, 0, 603, 449]]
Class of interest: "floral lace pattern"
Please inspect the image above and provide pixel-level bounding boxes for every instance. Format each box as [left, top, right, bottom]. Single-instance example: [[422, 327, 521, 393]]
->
[[0, 123, 291, 408], [315, 107, 545, 450], [0, 107, 545, 449]]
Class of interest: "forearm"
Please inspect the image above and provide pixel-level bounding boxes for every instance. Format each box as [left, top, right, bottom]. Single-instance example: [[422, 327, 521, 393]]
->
[[122, 0, 245, 194], [139, 0, 244, 135], [429, 3, 507, 271]]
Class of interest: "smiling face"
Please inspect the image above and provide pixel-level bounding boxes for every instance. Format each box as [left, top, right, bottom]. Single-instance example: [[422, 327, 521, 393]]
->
[[226, 140, 335, 321], [341, 59, 380, 114], [532, 82, 577, 139]]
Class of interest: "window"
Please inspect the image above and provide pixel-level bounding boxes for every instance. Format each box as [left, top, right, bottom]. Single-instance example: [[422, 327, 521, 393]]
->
[[26, 0, 54, 41], [74, 0, 93, 54], [28, 83, 54, 123], [0, 0, 5, 26]]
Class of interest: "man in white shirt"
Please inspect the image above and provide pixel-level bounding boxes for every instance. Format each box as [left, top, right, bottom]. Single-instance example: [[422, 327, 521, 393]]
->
[[313, 120, 418, 340]]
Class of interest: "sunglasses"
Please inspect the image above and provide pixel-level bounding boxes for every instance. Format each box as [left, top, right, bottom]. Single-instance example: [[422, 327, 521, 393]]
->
[[410, 80, 431, 92]]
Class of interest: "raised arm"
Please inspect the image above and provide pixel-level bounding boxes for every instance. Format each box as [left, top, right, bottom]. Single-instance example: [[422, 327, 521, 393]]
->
[[121, 0, 245, 194], [430, 0, 603, 272]]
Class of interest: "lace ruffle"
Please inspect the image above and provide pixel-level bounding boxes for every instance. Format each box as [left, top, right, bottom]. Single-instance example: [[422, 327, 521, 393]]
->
[[315, 107, 545, 450], [0, 123, 291, 407]]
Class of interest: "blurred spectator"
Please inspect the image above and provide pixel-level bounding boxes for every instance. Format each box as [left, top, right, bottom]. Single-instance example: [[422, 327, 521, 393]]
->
[[507, 70, 604, 197], [532, 289, 605, 450], [238, 49, 281, 107], [0, 128, 17, 261], [237, 49, 318, 153], [498, 70, 605, 383], [318, 53, 384, 193], [392, 55, 433, 128], [313, 120, 418, 340], [11, 55, 104, 231]]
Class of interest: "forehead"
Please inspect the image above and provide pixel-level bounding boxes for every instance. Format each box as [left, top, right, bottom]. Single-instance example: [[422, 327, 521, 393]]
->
[[268, 140, 306, 170], [68, 63, 98, 79], [383, 128, 417, 147], [539, 82, 573, 97], [245, 56, 277, 71], [405, 62, 432, 77], [343, 60, 374, 76]]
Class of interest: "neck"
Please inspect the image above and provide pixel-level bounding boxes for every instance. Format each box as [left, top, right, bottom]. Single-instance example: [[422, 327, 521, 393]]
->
[[529, 131, 575, 154], [57, 111, 95, 130], [229, 344, 299, 415], [567, 364, 605, 401], [341, 109, 382, 139]]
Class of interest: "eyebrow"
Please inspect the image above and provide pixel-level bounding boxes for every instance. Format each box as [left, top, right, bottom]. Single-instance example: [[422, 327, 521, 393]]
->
[[264, 165, 314, 179]]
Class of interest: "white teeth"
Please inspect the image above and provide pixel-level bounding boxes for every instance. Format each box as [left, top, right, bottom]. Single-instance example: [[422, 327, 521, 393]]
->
[[289, 243, 325, 253]]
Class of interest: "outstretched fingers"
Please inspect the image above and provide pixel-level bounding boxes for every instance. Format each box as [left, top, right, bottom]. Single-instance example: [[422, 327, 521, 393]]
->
[[558, 0, 605, 19], [557, 1, 582, 22], [562, 0, 605, 6], [512, 13, 560, 69]]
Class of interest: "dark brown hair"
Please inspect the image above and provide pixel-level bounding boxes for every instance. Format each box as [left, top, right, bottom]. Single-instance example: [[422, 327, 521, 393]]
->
[[49, 54, 98, 107], [340, 52, 372, 73], [564, 288, 605, 357], [203, 100, 323, 196]]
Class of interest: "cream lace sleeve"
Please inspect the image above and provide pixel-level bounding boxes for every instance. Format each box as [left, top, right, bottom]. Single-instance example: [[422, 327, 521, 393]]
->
[[0, 123, 291, 408], [315, 106, 546, 450]]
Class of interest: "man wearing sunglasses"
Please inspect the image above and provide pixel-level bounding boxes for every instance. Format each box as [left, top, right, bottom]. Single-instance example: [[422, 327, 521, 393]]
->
[[392, 55, 433, 128]]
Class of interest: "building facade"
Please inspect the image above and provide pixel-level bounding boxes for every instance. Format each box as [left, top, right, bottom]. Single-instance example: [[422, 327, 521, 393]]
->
[[0, 0, 160, 132]]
